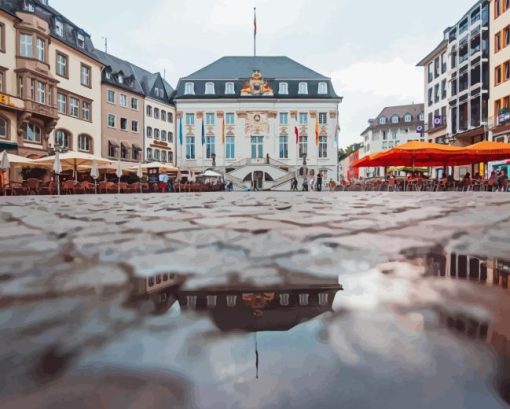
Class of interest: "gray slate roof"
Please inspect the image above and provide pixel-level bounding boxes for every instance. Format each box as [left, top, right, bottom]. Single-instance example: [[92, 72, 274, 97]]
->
[[362, 103, 425, 135], [184, 56, 330, 80]]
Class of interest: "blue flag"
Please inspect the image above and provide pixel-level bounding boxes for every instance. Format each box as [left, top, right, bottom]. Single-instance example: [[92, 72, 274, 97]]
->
[[202, 119, 205, 145], [179, 117, 183, 145]]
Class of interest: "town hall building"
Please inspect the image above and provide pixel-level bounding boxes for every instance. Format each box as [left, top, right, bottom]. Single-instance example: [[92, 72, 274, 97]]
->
[[173, 56, 342, 190]]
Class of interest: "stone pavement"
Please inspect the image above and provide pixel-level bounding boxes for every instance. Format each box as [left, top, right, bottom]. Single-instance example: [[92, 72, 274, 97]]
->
[[0, 192, 510, 408]]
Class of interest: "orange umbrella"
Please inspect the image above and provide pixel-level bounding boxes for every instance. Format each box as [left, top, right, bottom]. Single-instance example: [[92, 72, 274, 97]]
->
[[463, 141, 510, 162], [354, 142, 467, 168]]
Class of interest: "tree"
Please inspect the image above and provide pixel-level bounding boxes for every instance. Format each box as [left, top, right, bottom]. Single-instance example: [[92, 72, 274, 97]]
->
[[338, 143, 363, 162]]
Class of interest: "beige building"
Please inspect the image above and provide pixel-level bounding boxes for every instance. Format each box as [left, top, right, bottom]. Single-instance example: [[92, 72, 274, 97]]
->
[[0, 0, 102, 158], [93, 50, 144, 163], [489, 0, 510, 143]]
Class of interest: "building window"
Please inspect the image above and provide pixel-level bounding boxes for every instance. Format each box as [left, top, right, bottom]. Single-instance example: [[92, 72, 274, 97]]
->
[[319, 112, 328, 125], [146, 127, 152, 138], [82, 101, 91, 121], [186, 113, 195, 125], [162, 110, 167, 121], [318, 82, 328, 94], [56, 53, 67, 77], [69, 97, 79, 117], [120, 118, 128, 131], [36, 38, 45, 62], [225, 82, 235, 94], [161, 130, 167, 141], [299, 112, 308, 124], [107, 90, 115, 104], [419, 112, 425, 121], [0, 71, 3, 93], [105, 70, 111, 80], [186, 136, 195, 159], [205, 113, 215, 125], [167, 132, 174, 143], [161, 150, 167, 162], [108, 142, 116, 158], [225, 113, 235, 125], [107, 114, 115, 128], [154, 129, 160, 139], [77, 33, 85, 48], [23, 123, 41, 143], [131, 98, 138, 110], [298, 82, 308, 94], [279, 112, 289, 125], [391, 115, 399, 124], [78, 134, 91, 152], [154, 108, 160, 119], [168, 151, 174, 162], [206, 135, 215, 159], [121, 144, 128, 159], [55, 129, 70, 149], [146, 148, 152, 160], [80, 64, 91, 87], [279, 293, 290, 306], [56, 92, 66, 114], [205, 82, 215, 95], [35, 82, 45, 104], [132, 120, 138, 133], [279, 135, 288, 159], [120, 94, 127, 107], [0, 116, 7, 138], [185, 82, 195, 95], [132, 145, 138, 160], [404, 114, 412, 123], [117, 74, 123, 84], [279, 82, 288, 95], [55, 19, 63, 37], [0, 23, 4, 54], [379, 116, 387, 125], [299, 135, 308, 158], [226, 135, 235, 159], [319, 136, 328, 158], [168, 112, 173, 123], [20, 34, 32, 58], [146, 105, 152, 116]]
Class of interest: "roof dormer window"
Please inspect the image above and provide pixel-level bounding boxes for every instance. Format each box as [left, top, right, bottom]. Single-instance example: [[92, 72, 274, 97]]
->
[[225, 82, 235, 95], [118, 74, 123, 84], [77, 33, 85, 49], [379, 117, 387, 125], [279, 82, 288, 95], [318, 82, 328, 95], [23, 0, 34, 12], [391, 115, 400, 124], [404, 114, 412, 123], [205, 82, 215, 95], [55, 19, 64, 37], [298, 82, 308, 95], [185, 82, 195, 95]]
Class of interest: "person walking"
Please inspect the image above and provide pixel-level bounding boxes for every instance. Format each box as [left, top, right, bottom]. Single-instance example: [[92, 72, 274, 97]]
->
[[291, 177, 298, 191], [316, 172, 323, 192], [498, 170, 508, 192], [302, 178, 309, 191], [309, 175, 315, 191]]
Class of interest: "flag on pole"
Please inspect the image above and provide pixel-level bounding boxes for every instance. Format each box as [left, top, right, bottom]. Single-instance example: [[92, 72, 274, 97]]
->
[[294, 126, 299, 144], [315, 118, 320, 145], [179, 116, 183, 145], [201, 118, 205, 145], [222, 118, 225, 144]]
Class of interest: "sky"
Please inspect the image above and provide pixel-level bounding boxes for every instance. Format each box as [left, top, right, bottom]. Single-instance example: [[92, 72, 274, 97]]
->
[[51, 0, 476, 148]]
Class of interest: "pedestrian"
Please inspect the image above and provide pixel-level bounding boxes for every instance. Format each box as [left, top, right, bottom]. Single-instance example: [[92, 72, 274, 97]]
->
[[291, 177, 298, 191], [329, 179, 337, 191], [317, 172, 323, 192], [302, 178, 309, 191], [498, 170, 508, 192], [167, 178, 175, 193], [488, 170, 498, 192], [159, 172, 169, 192], [309, 175, 315, 191], [227, 181, 234, 192]]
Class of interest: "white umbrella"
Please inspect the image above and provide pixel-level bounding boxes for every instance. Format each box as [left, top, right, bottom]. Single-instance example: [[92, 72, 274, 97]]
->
[[1, 151, 9, 196], [116, 161, 123, 194], [90, 160, 99, 194], [53, 151, 62, 196], [137, 163, 143, 193]]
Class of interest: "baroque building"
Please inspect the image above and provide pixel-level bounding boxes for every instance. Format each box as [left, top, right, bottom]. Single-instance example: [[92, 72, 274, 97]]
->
[[0, 0, 102, 157], [174, 56, 342, 189]]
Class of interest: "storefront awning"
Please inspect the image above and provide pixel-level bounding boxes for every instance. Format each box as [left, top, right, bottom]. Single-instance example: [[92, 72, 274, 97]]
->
[[108, 140, 119, 148]]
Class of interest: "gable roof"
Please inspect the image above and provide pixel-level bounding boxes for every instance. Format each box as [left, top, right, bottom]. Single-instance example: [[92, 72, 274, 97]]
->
[[362, 103, 425, 135], [183, 56, 330, 80]]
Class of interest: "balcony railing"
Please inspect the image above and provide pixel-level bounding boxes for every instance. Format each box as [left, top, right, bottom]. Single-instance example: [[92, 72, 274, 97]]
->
[[25, 100, 58, 118]]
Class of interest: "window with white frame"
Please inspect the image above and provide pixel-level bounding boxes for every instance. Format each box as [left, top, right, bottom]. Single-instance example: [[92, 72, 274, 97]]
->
[[162, 111, 167, 121], [154, 128, 160, 139], [225, 113, 235, 125], [379, 116, 387, 125], [131, 98, 138, 110], [279, 82, 288, 95], [146, 127, 152, 138], [279, 112, 288, 125], [23, 123, 41, 143], [56, 53, 67, 77], [299, 135, 308, 158], [391, 115, 399, 124], [117, 74, 123, 84], [186, 136, 195, 159], [318, 82, 328, 94], [107, 90, 115, 104], [146, 148, 152, 160], [20, 34, 32, 58], [206, 135, 216, 159], [154, 108, 160, 119], [419, 112, 425, 121], [80, 64, 91, 87], [69, 97, 79, 117], [226, 135, 235, 159], [168, 132, 174, 143], [55, 19, 64, 37], [154, 149, 160, 161], [82, 101, 90, 121], [161, 150, 167, 162], [319, 136, 328, 158], [319, 112, 328, 125], [120, 94, 127, 107], [57, 92, 66, 114], [279, 135, 288, 159], [205, 82, 215, 95], [146, 105, 152, 116], [298, 82, 308, 94], [107, 114, 115, 128], [404, 114, 412, 123], [78, 134, 91, 152], [161, 130, 167, 141], [167, 112, 173, 123], [185, 82, 195, 95], [36, 38, 45, 62], [299, 112, 308, 124], [77, 33, 85, 48], [55, 129, 70, 148], [186, 113, 195, 126], [205, 113, 215, 125], [225, 82, 235, 94]]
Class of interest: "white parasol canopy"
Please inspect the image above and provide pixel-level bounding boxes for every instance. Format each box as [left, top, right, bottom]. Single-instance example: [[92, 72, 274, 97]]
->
[[127, 162, 179, 173], [90, 160, 100, 180], [200, 170, 223, 178], [1, 151, 10, 171]]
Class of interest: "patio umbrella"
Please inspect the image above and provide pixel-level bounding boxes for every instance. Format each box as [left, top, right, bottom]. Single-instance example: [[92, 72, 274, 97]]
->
[[53, 151, 62, 196], [116, 161, 123, 194], [34, 152, 111, 180], [136, 163, 143, 193], [463, 141, 510, 163], [90, 160, 99, 194], [388, 166, 428, 174], [126, 162, 179, 173]]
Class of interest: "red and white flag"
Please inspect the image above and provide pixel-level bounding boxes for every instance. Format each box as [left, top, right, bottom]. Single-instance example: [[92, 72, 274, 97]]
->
[[294, 126, 299, 144]]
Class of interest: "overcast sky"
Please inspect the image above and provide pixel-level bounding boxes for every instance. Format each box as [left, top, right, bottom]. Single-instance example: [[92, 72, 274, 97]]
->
[[51, 0, 475, 148]]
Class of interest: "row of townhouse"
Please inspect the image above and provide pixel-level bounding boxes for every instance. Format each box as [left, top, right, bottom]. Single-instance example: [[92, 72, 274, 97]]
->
[[417, 0, 510, 176], [0, 0, 176, 165]]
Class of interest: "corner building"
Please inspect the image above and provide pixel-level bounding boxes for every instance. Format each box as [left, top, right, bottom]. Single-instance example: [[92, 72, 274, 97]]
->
[[174, 56, 342, 190]]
